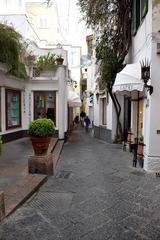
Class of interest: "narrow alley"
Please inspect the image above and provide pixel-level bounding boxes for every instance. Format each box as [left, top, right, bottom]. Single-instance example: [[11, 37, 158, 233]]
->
[[1, 129, 160, 240]]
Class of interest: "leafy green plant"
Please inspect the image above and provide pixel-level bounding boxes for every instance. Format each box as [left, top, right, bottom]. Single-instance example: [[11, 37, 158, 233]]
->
[[0, 136, 3, 155], [28, 118, 55, 137], [35, 53, 57, 71], [0, 23, 28, 79]]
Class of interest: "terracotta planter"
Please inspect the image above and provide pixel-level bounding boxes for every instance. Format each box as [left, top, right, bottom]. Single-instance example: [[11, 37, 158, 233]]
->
[[127, 131, 133, 144], [56, 57, 64, 65], [137, 142, 144, 157], [30, 136, 51, 156]]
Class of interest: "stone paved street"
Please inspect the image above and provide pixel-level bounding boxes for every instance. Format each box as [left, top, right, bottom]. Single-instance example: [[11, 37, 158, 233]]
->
[[1, 129, 160, 239]]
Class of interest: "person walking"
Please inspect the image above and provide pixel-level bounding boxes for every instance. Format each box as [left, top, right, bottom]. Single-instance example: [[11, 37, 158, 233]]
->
[[84, 115, 91, 132]]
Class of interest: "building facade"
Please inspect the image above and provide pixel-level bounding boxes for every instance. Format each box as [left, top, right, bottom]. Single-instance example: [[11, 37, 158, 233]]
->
[[0, 0, 82, 141], [113, 0, 160, 172]]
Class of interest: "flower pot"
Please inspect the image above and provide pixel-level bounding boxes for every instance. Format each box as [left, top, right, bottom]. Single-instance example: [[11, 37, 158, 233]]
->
[[127, 131, 133, 144], [30, 136, 51, 156], [137, 142, 144, 157], [56, 57, 64, 65]]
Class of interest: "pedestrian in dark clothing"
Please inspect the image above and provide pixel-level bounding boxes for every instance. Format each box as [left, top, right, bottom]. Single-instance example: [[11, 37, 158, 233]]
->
[[80, 111, 86, 127], [84, 115, 91, 132]]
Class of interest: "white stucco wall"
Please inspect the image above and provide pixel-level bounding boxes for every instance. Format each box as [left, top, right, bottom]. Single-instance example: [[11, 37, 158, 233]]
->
[[0, 64, 68, 140], [144, 0, 160, 171], [129, 0, 160, 171], [57, 66, 68, 139], [93, 95, 100, 126]]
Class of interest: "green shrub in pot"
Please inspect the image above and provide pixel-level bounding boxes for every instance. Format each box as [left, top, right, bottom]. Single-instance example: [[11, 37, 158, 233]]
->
[[28, 118, 55, 155], [28, 118, 55, 137]]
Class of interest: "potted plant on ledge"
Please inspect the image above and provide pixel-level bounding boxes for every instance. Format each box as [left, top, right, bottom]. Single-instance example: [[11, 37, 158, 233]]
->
[[56, 55, 64, 65], [28, 118, 55, 156], [33, 53, 57, 77]]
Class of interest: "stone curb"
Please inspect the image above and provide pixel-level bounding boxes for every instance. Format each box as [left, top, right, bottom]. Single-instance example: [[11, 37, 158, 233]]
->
[[2, 174, 47, 220]]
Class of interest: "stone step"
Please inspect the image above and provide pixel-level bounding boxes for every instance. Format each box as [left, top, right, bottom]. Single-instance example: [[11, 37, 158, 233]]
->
[[3, 174, 47, 218], [52, 140, 64, 173]]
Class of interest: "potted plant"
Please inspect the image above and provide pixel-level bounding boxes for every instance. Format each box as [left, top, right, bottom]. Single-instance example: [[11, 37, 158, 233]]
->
[[137, 135, 144, 156], [127, 128, 133, 144], [56, 55, 64, 65], [28, 118, 55, 155], [137, 135, 145, 168], [35, 53, 57, 71]]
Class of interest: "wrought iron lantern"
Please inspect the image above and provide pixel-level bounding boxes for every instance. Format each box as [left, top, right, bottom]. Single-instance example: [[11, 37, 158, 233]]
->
[[67, 79, 77, 88], [140, 59, 153, 95], [96, 92, 100, 102], [73, 81, 78, 88]]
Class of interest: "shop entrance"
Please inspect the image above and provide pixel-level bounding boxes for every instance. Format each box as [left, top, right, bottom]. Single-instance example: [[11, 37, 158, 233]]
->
[[34, 91, 56, 124]]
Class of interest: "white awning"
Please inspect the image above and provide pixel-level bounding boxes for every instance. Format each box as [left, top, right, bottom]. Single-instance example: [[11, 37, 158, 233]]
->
[[113, 63, 144, 93], [67, 89, 81, 107]]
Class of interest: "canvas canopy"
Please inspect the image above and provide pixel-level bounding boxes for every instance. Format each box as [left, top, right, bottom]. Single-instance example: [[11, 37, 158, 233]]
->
[[67, 89, 81, 107], [113, 63, 144, 93]]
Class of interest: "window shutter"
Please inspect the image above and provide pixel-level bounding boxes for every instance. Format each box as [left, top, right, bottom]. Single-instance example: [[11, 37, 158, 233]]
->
[[131, 0, 137, 35], [141, 0, 148, 18]]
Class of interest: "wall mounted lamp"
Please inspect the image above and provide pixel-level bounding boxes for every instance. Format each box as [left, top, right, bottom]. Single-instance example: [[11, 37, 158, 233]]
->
[[96, 92, 100, 103], [67, 79, 78, 88], [140, 59, 153, 95]]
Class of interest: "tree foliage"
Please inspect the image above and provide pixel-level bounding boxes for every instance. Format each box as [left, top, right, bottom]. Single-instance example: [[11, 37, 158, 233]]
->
[[0, 23, 28, 79], [78, 0, 131, 140], [78, 0, 131, 86]]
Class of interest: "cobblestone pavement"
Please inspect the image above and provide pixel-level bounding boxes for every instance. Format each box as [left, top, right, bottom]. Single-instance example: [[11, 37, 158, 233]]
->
[[1, 129, 160, 239]]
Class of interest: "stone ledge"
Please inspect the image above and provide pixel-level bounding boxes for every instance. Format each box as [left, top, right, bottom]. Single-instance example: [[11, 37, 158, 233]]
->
[[53, 140, 64, 173], [4, 174, 47, 219]]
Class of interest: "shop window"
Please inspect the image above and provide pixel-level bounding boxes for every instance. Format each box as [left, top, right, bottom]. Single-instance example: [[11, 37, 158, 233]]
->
[[5, 89, 21, 129], [34, 91, 56, 125], [132, 0, 148, 35]]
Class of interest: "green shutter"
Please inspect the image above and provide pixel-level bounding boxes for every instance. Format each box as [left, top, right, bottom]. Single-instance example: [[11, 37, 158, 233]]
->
[[141, 0, 148, 18], [131, 0, 137, 35]]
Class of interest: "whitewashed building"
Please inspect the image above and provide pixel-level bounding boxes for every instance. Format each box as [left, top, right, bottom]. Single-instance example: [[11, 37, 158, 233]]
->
[[0, 0, 82, 141], [85, 34, 117, 142], [113, 0, 160, 172]]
